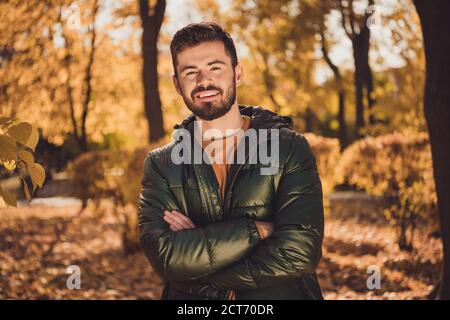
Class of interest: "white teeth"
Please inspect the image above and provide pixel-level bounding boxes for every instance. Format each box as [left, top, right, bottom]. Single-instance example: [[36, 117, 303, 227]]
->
[[198, 90, 219, 98]]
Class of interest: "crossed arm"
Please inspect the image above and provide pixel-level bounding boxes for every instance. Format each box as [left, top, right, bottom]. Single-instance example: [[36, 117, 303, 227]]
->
[[138, 154, 266, 282], [163, 209, 273, 239], [138, 134, 324, 289]]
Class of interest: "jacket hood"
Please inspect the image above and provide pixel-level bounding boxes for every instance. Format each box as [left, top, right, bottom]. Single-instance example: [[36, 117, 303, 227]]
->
[[173, 105, 293, 131]]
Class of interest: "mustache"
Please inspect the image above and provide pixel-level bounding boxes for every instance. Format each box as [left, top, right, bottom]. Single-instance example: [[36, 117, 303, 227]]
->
[[191, 85, 222, 98]]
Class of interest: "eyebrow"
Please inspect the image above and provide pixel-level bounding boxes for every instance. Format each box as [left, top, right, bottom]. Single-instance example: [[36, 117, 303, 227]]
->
[[179, 59, 227, 74]]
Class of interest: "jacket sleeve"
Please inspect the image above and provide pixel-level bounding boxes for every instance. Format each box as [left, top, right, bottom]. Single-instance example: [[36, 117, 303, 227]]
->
[[138, 153, 261, 282], [200, 134, 324, 290]]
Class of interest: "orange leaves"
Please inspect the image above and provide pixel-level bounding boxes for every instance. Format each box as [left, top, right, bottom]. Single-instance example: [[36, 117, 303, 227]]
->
[[0, 187, 17, 207], [0, 117, 45, 207], [335, 131, 436, 249], [0, 135, 17, 162], [303, 133, 340, 195], [0, 204, 163, 299]]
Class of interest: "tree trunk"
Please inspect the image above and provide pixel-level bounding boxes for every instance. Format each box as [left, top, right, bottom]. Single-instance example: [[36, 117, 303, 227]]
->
[[139, 0, 166, 143], [320, 29, 348, 150], [304, 106, 316, 133], [353, 38, 366, 138], [366, 59, 376, 125], [59, 9, 80, 149], [338, 90, 348, 150], [80, 0, 99, 152], [338, 0, 375, 138], [414, 0, 450, 300], [254, 46, 283, 114]]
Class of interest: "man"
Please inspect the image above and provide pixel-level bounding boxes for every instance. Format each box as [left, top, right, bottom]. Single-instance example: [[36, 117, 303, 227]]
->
[[138, 22, 324, 300]]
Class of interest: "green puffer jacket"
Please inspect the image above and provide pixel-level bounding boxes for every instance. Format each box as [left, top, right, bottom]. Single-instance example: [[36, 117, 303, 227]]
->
[[138, 105, 324, 300]]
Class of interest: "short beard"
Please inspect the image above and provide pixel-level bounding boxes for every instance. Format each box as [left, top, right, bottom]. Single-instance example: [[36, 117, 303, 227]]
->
[[181, 76, 236, 121]]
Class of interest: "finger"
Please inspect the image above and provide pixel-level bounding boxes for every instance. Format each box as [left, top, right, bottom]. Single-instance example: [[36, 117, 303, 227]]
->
[[171, 224, 182, 232], [163, 213, 174, 224], [172, 210, 195, 226], [165, 211, 193, 229], [168, 220, 183, 232], [163, 212, 181, 227], [171, 210, 196, 228], [164, 212, 189, 230]]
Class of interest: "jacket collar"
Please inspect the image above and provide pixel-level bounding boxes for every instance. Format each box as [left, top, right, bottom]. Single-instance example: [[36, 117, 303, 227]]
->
[[173, 104, 293, 131], [171, 105, 292, 171]]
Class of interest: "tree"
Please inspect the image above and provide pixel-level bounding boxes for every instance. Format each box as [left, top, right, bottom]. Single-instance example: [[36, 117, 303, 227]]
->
[[413, 0, 450, 300], [60, 0, 100, 152], [366, 1, 426, 136], [0, 0, 102, 153], [313, 2, 349, 150], [336, 0, 376, 138], [319, 27, 348, 151], [139, 0, 166, 142]]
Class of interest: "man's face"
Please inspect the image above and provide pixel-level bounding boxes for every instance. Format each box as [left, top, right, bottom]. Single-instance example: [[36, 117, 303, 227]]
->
[[172, 40, 243, 121]]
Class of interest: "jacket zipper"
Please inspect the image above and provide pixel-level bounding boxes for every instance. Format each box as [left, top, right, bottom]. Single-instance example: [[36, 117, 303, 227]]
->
[[223, 139, 250, 218], [197, 120, 251, 300]]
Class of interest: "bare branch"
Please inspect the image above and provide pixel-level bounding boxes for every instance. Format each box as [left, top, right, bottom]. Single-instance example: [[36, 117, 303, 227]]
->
[[81, 0, 100, 149], [337, 0, 354, 39]]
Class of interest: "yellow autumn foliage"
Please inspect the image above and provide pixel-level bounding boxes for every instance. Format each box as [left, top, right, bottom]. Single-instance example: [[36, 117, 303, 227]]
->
[[303, 133, 341, 196], [0, 116, 45, 207], [335, 131, 437, 250], [67, 137, 169, 253]]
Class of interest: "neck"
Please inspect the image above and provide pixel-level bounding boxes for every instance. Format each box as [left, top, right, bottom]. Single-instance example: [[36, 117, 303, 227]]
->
[[197, 102, 243, 136]]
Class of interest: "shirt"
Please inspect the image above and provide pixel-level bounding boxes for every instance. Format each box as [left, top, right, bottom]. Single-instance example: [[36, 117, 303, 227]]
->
[[201, 115, 252, 200], [200, 115, 252, 300]]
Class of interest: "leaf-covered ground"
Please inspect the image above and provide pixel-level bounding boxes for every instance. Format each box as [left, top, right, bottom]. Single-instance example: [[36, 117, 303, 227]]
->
[[0, 202, 442, 299]]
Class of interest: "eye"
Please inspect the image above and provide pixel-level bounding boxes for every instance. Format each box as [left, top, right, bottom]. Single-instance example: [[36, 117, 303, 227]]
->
[[211, 67, 221, 71], [185, 71, 197, 77]]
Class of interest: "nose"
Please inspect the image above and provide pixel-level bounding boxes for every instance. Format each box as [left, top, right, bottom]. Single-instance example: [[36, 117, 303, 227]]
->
[[196, 70, 213, 88]]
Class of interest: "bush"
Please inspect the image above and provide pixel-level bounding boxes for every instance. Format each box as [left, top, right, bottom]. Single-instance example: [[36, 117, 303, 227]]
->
[[335, 132, 437, 251], [303, 133, 341, 196], [68, 137, 169, 255], [68, 150, 126, 208]]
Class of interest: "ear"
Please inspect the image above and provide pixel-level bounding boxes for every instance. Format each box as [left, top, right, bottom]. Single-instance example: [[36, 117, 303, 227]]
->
[[172, 74, 182, 96], [235, 63, 244, 87]]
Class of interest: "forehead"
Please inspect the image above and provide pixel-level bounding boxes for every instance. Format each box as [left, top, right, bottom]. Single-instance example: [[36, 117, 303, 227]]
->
[[176, 40, 231, 69]]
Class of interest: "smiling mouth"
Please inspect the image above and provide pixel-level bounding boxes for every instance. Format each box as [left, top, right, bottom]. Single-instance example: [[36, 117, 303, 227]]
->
[[195, 90, 221, 100]]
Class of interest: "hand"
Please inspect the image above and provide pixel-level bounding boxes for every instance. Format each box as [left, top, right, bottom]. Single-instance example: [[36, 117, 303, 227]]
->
[[255, 221, 274, 240], [163, 210, 196, 231]]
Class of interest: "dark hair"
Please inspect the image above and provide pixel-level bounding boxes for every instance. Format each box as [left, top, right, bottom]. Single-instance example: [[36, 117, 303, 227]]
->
[[170, 21, 238, 77]]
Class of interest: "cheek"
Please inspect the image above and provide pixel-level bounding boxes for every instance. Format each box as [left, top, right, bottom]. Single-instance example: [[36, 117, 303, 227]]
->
[[222, 73, 235, 86], [180, 82, 194, 97]]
